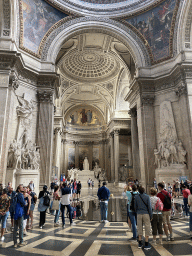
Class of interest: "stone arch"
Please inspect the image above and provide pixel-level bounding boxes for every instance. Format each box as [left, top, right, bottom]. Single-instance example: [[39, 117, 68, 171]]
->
[[40, 17, 151, 68]]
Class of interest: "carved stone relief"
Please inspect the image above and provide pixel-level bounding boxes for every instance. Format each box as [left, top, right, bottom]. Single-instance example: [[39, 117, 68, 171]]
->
[[154, 101, 187, 168]]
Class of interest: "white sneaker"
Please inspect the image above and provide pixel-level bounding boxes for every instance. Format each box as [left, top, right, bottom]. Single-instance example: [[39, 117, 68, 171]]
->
[[39, 226, 43, 229], [104, 220, 109, 223], [1, 236, 4, 241], [70, 222, 76, 226]]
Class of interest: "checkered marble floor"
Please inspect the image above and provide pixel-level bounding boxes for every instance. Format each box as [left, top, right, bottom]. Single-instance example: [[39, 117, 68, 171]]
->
[[0, 207, 191, 256]]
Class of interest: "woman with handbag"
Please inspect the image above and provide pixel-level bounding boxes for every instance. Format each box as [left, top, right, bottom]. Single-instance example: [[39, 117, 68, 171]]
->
[[52, 185, 61, 227]]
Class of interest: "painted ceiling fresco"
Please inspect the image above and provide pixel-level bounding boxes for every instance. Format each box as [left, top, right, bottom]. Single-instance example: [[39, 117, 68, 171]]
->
[[21, 0, 68, 54], [126, 0, 176, 62], [66, 107, 103, 127]]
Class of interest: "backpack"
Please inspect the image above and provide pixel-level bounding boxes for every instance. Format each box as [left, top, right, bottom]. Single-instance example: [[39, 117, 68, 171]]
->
[[130, 192, 136, 212], [43, 192, 50, 206], [154, 197, 163, 212], [161, 192, 171, 209], [14, 202, 24, 220]]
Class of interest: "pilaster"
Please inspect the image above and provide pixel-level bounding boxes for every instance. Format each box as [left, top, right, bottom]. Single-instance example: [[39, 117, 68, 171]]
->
[[114, 129, 120, 183]]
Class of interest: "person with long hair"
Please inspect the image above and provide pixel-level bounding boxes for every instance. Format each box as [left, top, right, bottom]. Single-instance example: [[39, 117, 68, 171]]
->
[[27, 186, 37, 230], [23, 187, 31, 236], [0, 188, 10, 241], [53, 185, 61, 227]]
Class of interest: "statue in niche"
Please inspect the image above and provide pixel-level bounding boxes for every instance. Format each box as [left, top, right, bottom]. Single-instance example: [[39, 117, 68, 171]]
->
[[7, 140, 17, 168], [154, 149, 161, 168], [177, 141, 187, 164], [83, 157, 89, 170]]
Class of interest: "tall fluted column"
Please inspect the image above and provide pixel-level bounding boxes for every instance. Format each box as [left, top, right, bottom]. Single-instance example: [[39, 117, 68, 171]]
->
[[0, 72, 18, 184], [110, 133, 114, 182], [74, 141, 79, 169], [53, 128, 62, 178], [114, 129, 120, 183], [104, 140, 108, 171], [88, 142, 93, 170], [99, 140, 104, 169], [37, 90, 54, 186], [129, 108, 140, 181], [128, 136, 133, 167]]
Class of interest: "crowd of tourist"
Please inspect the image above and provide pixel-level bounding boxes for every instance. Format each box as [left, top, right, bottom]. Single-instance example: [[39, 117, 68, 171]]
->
[[123, 180, 192, 250], [0, 177, 191, 251]]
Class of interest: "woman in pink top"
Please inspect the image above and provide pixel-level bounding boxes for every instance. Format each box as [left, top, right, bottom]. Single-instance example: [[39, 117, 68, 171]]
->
[[182, 185, 191, 217]]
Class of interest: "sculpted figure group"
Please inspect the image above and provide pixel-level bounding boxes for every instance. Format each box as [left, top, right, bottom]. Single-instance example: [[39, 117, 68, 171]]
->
[[7, 139, 40, 170], [154, 140, 187, 168]]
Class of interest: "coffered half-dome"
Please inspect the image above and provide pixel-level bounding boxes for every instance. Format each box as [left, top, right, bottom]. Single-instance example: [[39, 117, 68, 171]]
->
[[58, 49, 120, 83]]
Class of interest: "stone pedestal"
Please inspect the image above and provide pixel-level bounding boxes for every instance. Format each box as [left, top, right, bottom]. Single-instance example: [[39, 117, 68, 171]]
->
[[15, 169, 40, 195], [5, 168, 17, 190], [155, 164, 188, 185]]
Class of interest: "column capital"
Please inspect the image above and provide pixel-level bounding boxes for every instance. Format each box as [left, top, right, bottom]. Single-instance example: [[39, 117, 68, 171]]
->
[[175, 84, 187, 97], [37, 90, 54, 104], [87, 141, 94, 145], [73, 141, 80, 145], [54, 127, 61, 135], [114, 129, 120, 136], [141, 95, 155, 105], [128, 108, 137, 117]]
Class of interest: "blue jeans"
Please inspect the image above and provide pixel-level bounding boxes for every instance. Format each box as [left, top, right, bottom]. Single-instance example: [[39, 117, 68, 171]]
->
[[100, 202, 108, 221], [54, 204, 60, 223], [129, 211, 137, 239], [190, 212, 192, 232], [183, 198, 189, 216], [0, 211, 9, 229], [61, 204, 72, 225]]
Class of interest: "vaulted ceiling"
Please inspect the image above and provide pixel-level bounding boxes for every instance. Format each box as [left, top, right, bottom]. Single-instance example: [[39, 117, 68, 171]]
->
[[56, 32, 135, 125]]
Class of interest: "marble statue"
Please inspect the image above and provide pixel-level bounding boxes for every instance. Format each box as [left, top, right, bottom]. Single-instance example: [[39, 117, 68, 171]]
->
[[154, 149, 161, 168], [94, 162, 101, 178], [68, 168, 79, 181], [7, 139, 17, 168], [169, 141, 178, 164], [14, 143, 22, 169], [99, 169, 106, 181], [16, 95, 33, 119], [177, 141, 187, 164], [83, 157, 89, 170]]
